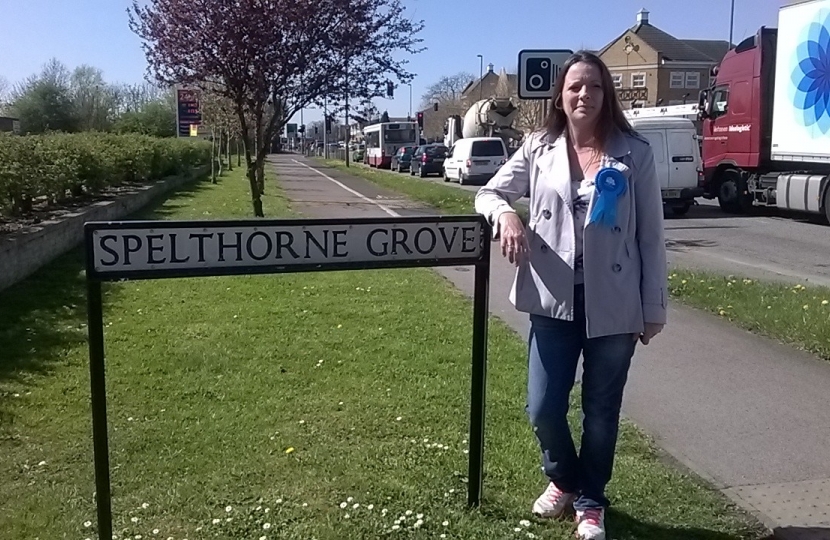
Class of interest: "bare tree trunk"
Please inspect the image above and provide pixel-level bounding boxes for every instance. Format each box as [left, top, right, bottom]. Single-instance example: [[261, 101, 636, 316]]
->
[[211, 128, 217, 184], [255, 124, 266, 195], [246, 164, 263, 217], [226, 130, 232, 171], [217, 130, 224, 177], [237, 109, 264, 217], [256, 151, 266, 201], [237, 138, 241, 167]]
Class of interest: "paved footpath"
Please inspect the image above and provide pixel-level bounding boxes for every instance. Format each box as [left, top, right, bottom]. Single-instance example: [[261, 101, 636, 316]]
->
[[270, 154, 830, 540]]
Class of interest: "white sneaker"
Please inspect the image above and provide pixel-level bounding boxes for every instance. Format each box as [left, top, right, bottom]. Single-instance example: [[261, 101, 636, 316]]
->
[[531, 482, 575, 519], [575, 508, 606, 540]]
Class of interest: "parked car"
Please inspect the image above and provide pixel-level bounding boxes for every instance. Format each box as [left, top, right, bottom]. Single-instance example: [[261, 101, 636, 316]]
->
[[410, 144, 448, 177], [391, 146, 415, 172], [443, 137, 508, 185]]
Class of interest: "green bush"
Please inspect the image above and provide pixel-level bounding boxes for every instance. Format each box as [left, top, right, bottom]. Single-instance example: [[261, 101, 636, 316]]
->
[[0, 132, 210, 216]]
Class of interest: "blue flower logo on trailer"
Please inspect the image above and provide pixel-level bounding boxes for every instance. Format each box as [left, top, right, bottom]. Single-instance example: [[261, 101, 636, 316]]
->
[[792, 10, 830, 134]]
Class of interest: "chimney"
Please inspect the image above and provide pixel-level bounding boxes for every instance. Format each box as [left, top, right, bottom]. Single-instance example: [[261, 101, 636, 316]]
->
[[487, 63, 494, 73], [637, 8, 649, 24]]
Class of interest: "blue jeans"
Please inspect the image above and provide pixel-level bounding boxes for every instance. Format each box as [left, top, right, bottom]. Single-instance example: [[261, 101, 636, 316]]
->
[[526, 285, 636, 510]]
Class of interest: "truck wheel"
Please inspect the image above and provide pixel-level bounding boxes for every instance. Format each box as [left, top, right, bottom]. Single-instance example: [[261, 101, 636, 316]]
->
[[823, 186, 830, 225], [717, 171, 752, 214], [671, 203, 691, 216]]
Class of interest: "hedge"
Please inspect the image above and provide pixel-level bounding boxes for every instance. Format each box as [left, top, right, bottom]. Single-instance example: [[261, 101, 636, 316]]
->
[[0, 132, 211, 216]]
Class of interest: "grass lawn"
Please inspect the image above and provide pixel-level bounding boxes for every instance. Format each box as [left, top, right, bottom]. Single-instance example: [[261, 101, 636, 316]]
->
[[668, 270, 830, 361], [320, 157, 830, 365], [0, 166, 767, 539], [319, 158, 523, 218]]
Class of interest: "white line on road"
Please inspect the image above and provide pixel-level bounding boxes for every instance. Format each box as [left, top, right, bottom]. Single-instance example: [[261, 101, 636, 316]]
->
[[291, 159, 400, 218]]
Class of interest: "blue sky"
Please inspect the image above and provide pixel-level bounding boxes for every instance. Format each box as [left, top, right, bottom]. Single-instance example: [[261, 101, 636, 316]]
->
[[2, 0, 781, 124]]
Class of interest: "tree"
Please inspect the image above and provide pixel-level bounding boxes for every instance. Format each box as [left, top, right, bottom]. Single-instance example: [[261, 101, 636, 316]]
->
[[351, 101, 380, 125], [201, 84, 241, 180], [130, 0, 424, 217], [420, 72, 474, 110], [0, 76, 10, 114], [113, 100, 176, 137], [117, 82, 170, 114], [515, 99, 545, 136], [10, 59, 77, 133], [70, 65, 119, 131]]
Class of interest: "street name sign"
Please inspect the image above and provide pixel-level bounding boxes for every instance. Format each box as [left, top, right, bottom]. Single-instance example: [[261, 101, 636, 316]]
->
[[83, 215, 492, 540]]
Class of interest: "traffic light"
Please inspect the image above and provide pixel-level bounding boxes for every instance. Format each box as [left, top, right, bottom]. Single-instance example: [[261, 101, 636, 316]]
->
[[386, 81, 394, 98], [416, 111, 424, 129], [314, 126, 318, 134], [325, 115, 332, 134], [433, 103, 438, 112], [298, 124, 305, 134]]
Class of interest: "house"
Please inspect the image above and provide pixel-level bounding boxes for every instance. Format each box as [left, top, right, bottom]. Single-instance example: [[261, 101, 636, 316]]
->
[[460, 64, 519, 108], [598, 9, 731, 108], [0, 116, 21, 134]]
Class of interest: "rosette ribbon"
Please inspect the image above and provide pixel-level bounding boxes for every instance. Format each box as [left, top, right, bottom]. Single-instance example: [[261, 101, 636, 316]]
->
[[590, 167, 627, 228]]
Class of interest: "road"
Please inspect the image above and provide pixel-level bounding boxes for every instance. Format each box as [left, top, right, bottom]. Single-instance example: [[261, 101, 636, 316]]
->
[[412, 171, 830, 287]]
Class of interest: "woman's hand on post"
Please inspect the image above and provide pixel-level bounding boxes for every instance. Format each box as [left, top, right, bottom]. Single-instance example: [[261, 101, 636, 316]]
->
[[497, 212, 529, 266]]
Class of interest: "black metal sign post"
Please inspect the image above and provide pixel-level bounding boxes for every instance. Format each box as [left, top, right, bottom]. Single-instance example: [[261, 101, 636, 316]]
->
[[84, 215, 491, 540]]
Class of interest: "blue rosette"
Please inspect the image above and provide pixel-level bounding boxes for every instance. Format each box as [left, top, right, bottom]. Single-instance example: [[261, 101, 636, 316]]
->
[[589, 167, 627, 228]]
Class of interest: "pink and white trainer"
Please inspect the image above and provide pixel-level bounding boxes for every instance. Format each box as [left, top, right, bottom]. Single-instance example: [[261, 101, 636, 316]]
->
[[531, 482, 576, 519], [575, 507, 606, 540]]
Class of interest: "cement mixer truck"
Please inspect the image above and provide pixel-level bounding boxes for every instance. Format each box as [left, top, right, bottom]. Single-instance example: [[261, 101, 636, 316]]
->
[[443, 97, 524, 149]]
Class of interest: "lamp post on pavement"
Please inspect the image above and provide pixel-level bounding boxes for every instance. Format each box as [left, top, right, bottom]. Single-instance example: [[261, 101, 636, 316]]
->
[[345, 51, 350, 168], [729, 0, 735, 46], [477, 54, 483, 102], [408, 83, 412, 119]]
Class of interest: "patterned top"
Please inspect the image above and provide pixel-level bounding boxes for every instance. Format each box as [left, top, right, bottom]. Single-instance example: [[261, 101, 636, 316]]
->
[[572, 174, 595, 285]]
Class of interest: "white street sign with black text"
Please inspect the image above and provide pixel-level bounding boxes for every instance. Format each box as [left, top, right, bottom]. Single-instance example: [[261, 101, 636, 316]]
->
[[87, 219, 485, 277]]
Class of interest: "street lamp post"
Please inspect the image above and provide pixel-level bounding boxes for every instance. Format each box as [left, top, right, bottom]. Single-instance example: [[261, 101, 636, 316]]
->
[[477, 54, 483, 102], [345, 52, 350, 168], [408, 83, 412, 119], [729, 0, 735, 46]]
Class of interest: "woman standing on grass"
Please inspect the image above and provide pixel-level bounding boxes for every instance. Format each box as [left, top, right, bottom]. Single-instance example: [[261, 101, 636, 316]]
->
[[474, 51, 667, 540]]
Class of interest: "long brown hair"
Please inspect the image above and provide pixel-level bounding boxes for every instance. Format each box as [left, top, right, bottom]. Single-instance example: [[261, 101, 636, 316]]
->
[[543, 51, 633, 149]]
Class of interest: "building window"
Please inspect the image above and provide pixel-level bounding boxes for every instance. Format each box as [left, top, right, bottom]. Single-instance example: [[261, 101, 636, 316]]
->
[[612, 73, 622, 88], [685, 72, 700, 89], [670, 72, 685, 89], [631, 73, 646, 88]]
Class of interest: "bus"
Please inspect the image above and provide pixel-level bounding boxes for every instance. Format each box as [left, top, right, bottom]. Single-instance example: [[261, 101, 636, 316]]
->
[[362, 121, 419, 168]]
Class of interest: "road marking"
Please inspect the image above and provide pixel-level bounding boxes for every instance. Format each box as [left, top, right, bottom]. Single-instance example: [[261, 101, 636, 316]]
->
[[291, 159, 400, 218]]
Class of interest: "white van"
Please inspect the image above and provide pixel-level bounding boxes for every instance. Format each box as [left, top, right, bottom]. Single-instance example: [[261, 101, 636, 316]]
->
[[629, 117, 704, 216], [443, 137, 508, 185]]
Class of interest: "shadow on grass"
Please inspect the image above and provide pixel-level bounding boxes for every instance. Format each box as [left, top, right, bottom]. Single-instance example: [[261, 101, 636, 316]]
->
[[477, 494, 772, 539], [605, 508, 771, 540], [0, 173, 213, 405]]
